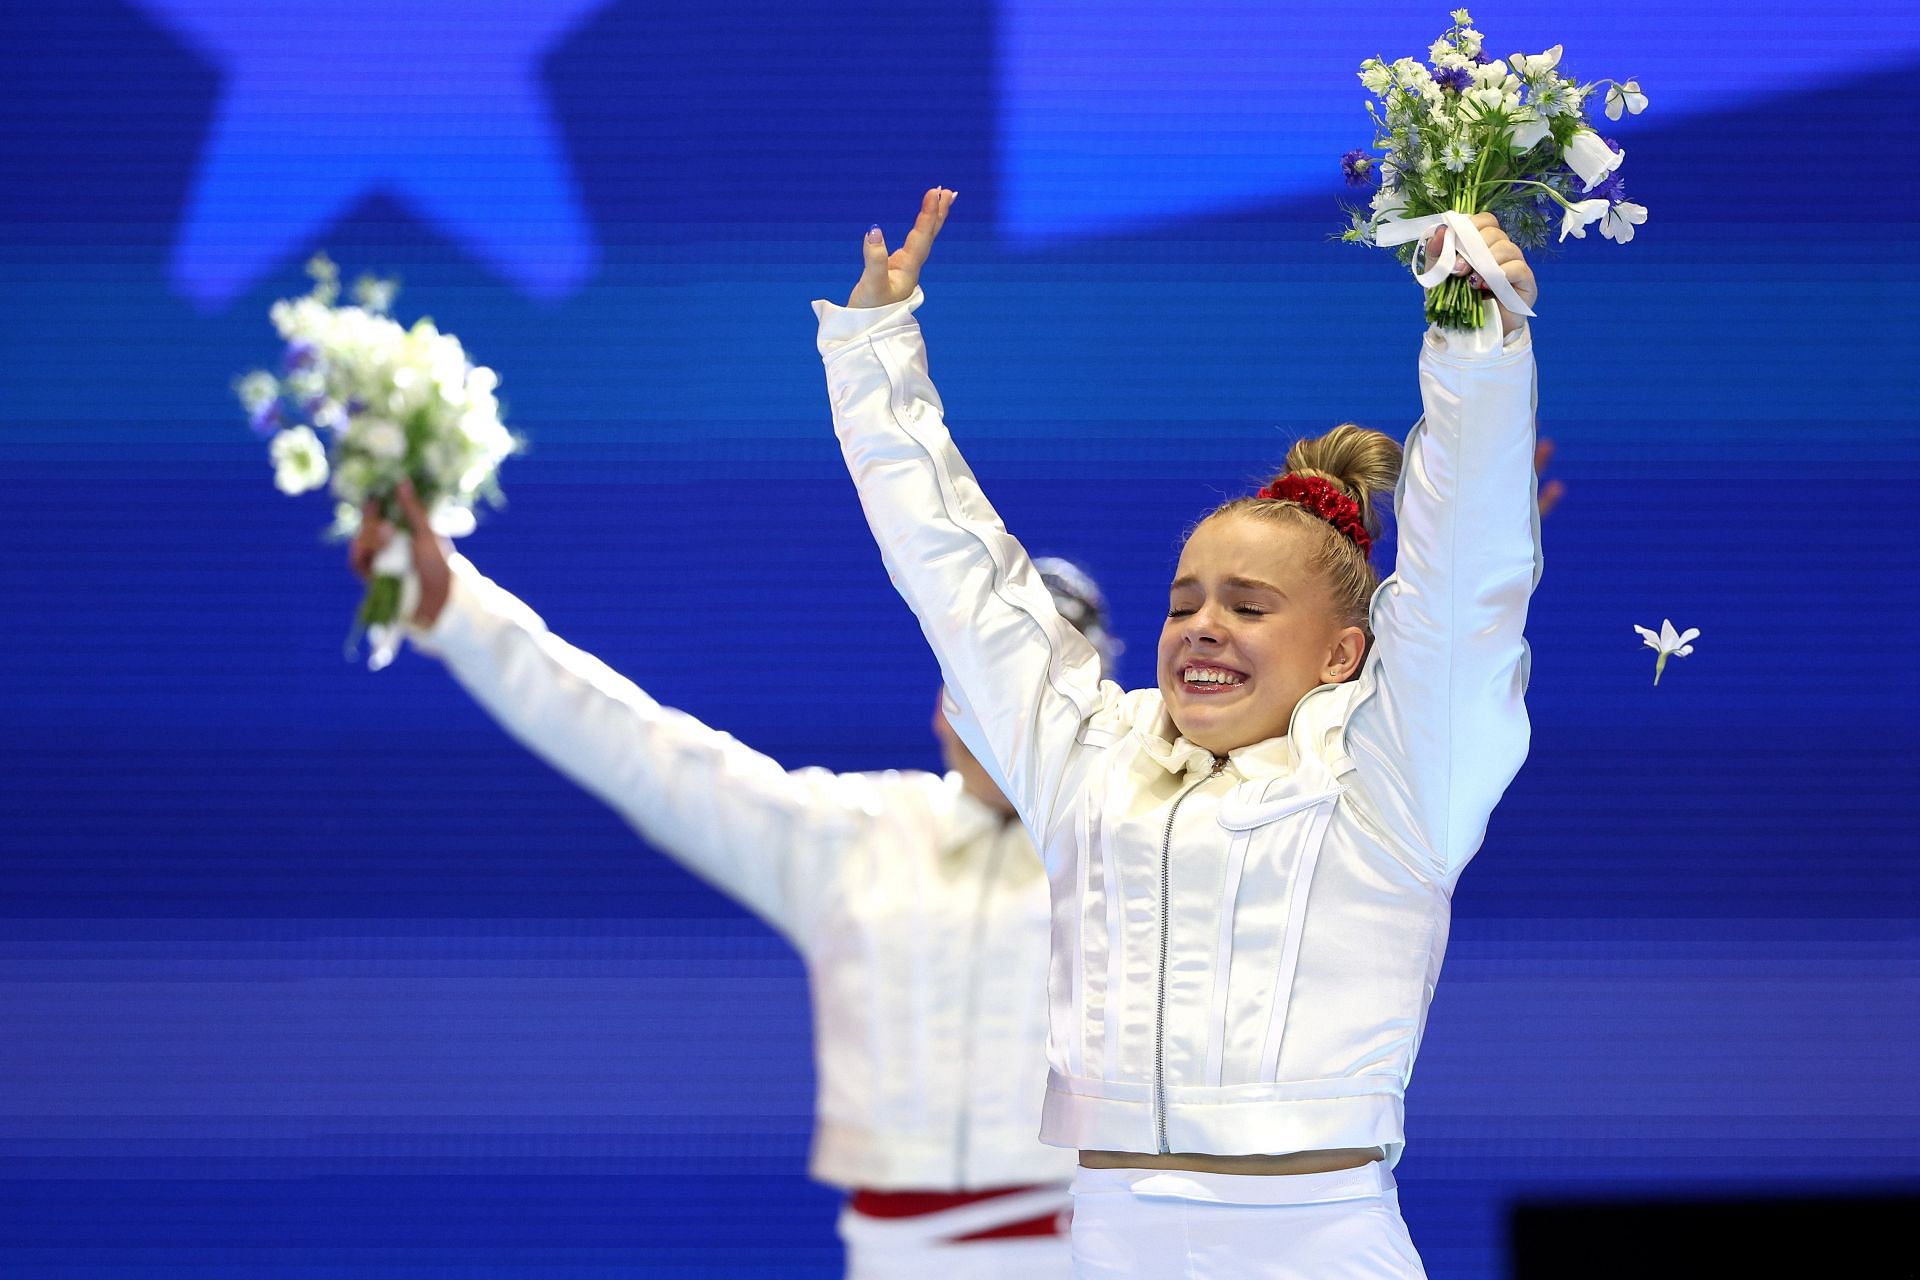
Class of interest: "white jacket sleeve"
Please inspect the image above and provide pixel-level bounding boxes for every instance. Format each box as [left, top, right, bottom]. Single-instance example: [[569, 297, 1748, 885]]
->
[[815, 290, 1107, 836], [408, 557, 875, 944], [1342, 324, 1542, 878]]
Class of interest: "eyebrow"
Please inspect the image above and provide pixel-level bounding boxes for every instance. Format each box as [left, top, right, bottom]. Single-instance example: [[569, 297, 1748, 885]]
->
[[1169, 575, 1288, 596]]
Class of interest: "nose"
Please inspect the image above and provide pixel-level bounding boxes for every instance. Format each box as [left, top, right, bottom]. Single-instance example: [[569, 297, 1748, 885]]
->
[[1183, 602, 1225, 649]]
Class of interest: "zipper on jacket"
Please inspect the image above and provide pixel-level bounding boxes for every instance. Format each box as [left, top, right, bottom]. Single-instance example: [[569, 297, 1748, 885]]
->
[[1153, 755, 1227, 1155], [954, 819, 1012, 1187]]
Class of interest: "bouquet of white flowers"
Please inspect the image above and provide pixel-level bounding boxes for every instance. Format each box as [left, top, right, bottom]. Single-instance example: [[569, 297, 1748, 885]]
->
[[1339, 9, 1648, 332], [237, 256, 521, 669]]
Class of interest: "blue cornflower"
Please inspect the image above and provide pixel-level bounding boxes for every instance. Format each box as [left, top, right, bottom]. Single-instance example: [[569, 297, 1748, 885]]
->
[[248, 401, 282, 439], [282, 340, 316, 373], [1587, 171, 1627, 205], [1341, 149, 1375, 186], [1433, 65, 1472, 93]]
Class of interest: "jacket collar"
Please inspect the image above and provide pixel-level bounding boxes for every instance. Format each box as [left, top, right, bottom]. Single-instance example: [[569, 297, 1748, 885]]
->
[[1136, 682, 1353, 781], [1138, 720, 1297, 781]]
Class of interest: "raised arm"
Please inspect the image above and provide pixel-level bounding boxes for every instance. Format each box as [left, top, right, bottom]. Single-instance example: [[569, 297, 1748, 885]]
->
[[1343, 214, 1543, 880], [815, 189, 1109, 835], [350, 489, 875, 945]]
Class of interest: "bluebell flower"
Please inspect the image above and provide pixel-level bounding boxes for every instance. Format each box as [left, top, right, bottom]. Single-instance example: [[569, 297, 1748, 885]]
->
[[1341, 149, 1375, 186]]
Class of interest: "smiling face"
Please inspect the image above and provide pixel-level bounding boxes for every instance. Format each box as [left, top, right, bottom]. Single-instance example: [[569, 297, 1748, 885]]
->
[[1157, 513, 1368, 755]]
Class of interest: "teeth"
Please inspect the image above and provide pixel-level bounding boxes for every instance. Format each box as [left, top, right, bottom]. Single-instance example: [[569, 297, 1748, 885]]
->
[[1184, 667, 1243, 686]]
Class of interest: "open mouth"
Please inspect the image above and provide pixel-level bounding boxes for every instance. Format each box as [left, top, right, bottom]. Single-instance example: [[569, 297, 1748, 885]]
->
[[1177, 663, 1248, 696]]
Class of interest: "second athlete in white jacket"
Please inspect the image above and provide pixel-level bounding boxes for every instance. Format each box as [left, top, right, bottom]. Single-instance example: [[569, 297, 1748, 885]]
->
[[349, 488, 1121, 1278]]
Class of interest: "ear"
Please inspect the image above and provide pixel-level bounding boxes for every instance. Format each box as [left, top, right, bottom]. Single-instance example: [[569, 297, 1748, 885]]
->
[[1323, 625, 1368, 683]]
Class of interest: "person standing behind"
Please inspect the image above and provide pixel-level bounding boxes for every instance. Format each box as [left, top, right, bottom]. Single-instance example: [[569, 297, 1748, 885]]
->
[[349, 487, 1119, 1279]]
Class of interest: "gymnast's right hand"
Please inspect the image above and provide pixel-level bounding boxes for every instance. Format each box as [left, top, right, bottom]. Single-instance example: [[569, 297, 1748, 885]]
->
[[847, 186, 956, 308], [348, 479, 453, 630]]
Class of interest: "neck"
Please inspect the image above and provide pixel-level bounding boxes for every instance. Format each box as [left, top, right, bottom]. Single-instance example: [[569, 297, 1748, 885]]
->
[[959, 771, 1017, 816]]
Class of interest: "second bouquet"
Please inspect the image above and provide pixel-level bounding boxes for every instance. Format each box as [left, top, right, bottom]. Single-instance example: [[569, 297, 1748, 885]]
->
[[237, 257, 522, 669]]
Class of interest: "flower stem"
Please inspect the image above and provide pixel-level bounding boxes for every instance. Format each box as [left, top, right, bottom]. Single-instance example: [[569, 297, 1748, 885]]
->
[[1425, 273, 1485, 332], [359, 574, 402, 628], [343, 574, 403, 661], [1504, 178, 1581, 212]]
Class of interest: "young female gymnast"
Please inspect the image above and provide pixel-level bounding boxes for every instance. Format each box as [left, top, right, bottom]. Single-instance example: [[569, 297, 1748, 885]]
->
[[349, 489, 1118, 1279], [817, 188, 1541, 1277]]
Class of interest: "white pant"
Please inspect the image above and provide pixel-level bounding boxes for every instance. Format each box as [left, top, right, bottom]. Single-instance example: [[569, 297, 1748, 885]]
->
[[838, 1184, 1074, 1280], [1069, 1163, 1426, 1279]]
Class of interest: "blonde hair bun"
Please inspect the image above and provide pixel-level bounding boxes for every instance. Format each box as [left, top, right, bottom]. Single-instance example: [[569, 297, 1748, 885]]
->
[[1277, 424, 1403, 542]]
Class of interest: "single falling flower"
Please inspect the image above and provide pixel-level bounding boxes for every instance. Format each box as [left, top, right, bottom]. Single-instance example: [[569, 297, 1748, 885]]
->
[[1633, 619, 1699, 686]]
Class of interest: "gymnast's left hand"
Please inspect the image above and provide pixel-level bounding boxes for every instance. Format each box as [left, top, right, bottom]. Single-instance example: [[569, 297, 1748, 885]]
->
[[847, 187, 956, 308], [1424, 212, 1538, 336]]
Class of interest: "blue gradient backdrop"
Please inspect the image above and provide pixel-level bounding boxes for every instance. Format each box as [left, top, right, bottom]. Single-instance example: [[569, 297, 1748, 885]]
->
[[2, 2, 1917, 1276]]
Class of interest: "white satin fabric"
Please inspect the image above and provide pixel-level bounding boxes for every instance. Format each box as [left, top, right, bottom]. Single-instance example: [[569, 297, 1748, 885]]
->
[[409, 567, 1077, 1194], [1070, 1164, 1425, 1279], [817, 289, 1539, 1167]]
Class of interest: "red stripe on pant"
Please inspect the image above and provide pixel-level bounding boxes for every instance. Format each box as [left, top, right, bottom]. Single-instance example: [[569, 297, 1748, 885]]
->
[[846, 1184, 1070, 1241]]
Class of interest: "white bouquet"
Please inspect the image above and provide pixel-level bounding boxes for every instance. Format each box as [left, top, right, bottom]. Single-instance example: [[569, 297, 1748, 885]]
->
[[237, 256, 521, 668], [1339, 10, 1648, 332]]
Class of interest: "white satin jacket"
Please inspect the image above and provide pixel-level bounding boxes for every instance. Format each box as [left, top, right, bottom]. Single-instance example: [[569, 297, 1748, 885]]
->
[[817, 290, 1539, 1164], [410, 564, 1077, 1190]]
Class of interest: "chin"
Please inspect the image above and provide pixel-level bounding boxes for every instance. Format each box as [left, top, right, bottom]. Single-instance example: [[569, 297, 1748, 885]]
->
[[1161, 696, 1232, 753], [1184, 722, 1241, 756], [1167, 689, 1300, 756]]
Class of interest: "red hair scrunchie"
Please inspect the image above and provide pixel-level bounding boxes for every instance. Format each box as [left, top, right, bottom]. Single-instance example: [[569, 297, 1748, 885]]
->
[[1254, 474, 1373, 556]]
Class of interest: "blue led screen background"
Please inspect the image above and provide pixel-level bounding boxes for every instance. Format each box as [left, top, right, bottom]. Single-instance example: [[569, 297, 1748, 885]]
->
[[2, 2, 1917, 1275]]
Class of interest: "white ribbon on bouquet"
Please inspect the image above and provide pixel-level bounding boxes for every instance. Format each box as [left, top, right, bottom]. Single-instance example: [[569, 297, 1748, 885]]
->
[[365, 533, 422, 672], [1371, 209, 1535, 354]]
